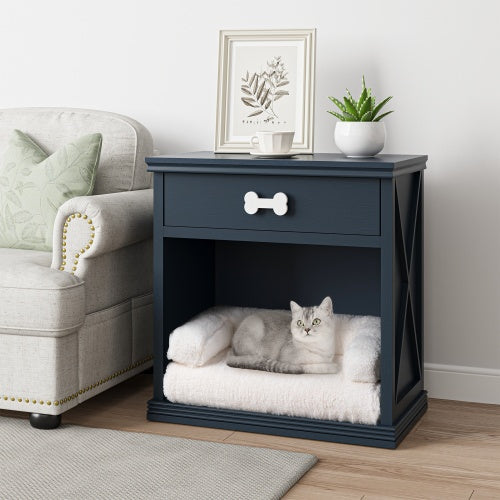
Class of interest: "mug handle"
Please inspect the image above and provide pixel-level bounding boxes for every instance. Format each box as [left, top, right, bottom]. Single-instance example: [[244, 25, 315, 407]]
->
[[250, 136, 259, 148]]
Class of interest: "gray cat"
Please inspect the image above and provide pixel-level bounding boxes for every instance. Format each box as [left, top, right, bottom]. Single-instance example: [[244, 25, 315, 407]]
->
[[227, 297, 339, 374]]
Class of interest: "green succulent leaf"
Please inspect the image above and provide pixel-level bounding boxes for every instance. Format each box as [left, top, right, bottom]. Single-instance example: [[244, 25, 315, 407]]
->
[[328, 96, 346, 112], [327, 77, 394, 122], [358, 96, 371, 117], [357, 88, 368, 111], [342, 112, 358, 121], [327, 110, 345, 121], [343, 97, 359, 119], [345, 89, 357, 108], [361, 110, 373, 121], [372, 96, 393, 120], [373, 110, 394, 121]]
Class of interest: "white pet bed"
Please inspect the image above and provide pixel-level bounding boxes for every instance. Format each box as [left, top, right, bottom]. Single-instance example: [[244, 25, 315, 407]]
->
[[165, 350, 380, 425], [164, 307, 381, 426]]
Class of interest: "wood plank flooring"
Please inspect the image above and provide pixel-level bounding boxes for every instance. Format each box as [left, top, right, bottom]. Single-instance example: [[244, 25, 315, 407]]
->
[[2, 374, 500, 499]]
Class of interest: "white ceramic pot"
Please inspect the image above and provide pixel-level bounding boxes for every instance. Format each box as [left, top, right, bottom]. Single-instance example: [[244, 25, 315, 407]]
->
[[334, 122, 386, 158]]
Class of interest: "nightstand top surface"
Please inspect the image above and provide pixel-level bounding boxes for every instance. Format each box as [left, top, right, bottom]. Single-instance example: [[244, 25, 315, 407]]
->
[[147, 152, 427, 178]]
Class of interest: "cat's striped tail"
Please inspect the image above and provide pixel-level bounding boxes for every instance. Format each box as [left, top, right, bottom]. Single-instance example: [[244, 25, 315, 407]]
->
[[226, 353, 304, 374]]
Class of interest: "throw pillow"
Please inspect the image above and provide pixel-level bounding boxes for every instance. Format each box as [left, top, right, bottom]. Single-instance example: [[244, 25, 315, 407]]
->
[[0, 130, 102, 251]]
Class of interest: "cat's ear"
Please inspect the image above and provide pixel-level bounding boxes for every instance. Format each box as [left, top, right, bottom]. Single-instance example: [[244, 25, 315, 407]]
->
[[319, 296, 333, 314], [290, 300, 301, 314]]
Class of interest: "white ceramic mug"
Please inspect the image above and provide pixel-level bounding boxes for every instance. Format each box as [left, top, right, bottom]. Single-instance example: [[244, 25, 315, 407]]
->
[[250, 131, 295, 154]]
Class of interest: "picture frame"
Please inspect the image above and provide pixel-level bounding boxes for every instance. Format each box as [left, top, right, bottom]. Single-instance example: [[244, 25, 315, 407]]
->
[[215, 29, 316, 154]]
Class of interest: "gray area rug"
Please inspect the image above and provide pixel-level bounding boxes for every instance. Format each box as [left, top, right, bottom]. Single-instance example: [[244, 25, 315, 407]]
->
[[0, 417, 317, 500]]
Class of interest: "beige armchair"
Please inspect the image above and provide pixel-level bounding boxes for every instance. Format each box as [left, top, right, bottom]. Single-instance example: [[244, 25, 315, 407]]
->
[[0, 108, 154, 428]]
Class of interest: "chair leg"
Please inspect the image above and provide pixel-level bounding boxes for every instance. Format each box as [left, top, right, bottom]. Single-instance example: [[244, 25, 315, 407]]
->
[[29, 413, 62, 430]]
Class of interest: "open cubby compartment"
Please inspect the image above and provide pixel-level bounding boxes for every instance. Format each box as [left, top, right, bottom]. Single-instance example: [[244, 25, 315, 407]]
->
[[163, 241, 381, 426], [148, 238, 427, 449]]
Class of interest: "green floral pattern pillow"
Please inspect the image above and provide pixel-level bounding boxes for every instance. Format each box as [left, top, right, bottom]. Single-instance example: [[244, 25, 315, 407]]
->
[[0, 130, 102, 251]]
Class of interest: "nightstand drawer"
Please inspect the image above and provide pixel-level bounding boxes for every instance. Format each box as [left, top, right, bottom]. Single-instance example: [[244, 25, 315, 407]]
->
[[163, 173, 380, 236]]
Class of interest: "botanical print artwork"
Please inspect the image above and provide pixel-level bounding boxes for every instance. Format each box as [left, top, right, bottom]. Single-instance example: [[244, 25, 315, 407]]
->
[[240, 56, 290, 122], [231, 46, 298, 133], [215, 29, 315, 152]]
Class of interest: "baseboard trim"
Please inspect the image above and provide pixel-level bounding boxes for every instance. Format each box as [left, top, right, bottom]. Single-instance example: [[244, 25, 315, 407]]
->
[[424, 363, 500, 404]]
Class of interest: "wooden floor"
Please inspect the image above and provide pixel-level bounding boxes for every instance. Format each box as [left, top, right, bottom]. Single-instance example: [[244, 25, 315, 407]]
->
[[3, 375, 500, 499]]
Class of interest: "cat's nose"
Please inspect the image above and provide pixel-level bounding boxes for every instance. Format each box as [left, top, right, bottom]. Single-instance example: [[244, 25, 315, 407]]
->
[[304, 328, 311, 333]]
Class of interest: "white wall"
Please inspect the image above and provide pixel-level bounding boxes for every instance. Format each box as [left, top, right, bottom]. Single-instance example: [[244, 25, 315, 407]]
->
[[1, 0, 499, 403]]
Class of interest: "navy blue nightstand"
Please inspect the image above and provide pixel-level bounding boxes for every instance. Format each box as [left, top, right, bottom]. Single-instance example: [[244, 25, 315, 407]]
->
[[146, 152, 427, 448]]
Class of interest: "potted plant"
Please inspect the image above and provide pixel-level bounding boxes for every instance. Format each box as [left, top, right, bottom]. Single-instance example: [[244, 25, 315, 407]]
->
[[328, 76, 393, 157]]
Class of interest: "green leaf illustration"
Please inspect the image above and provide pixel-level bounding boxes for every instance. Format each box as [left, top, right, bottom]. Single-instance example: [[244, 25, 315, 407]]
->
[[6, 191, 22, 208], [12, 211, 33, 223]]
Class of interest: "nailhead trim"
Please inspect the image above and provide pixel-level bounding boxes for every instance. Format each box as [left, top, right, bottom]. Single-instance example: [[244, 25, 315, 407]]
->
[[1, 356, 152, 408], [59, 213, 96, 275]]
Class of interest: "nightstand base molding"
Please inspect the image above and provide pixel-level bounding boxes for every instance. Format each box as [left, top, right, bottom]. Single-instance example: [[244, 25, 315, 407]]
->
[[148, 391, 427, 449]]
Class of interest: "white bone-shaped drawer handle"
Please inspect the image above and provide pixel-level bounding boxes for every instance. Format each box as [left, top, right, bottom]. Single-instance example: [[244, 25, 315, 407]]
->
[[244, 191, 288, 216]]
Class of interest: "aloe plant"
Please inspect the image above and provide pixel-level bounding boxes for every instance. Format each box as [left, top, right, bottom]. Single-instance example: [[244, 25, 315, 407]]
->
[[327, 76, 393, 122]]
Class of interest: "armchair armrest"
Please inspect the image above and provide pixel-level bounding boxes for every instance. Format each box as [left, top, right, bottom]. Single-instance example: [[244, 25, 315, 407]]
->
[[51, 189, 153, 273]]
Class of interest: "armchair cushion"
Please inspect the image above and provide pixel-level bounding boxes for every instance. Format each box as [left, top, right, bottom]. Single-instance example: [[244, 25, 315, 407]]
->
[[0, 248, 85, 336], [0, 130, 102, 251]]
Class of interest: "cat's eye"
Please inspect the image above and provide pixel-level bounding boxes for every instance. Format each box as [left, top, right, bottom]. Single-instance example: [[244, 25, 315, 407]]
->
[[297, 320, 304, 327], [312, 318, 321, 326]]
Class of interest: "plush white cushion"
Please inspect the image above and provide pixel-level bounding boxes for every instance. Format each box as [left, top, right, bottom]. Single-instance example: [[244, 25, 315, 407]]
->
[[165, 350, 380, 425], [167, 307, 259, 367], [343, 318, 381, 383], [0, 248, 85, 336], [167, 307, 381, 384], [0, 107, 153, 194]]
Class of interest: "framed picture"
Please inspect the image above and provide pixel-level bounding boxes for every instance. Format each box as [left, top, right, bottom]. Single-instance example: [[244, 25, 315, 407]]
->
[[215, 29, 316, 154]]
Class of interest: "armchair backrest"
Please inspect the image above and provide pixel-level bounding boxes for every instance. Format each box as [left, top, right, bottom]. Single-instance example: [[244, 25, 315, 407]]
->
[[0, 108, 153, 194]]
